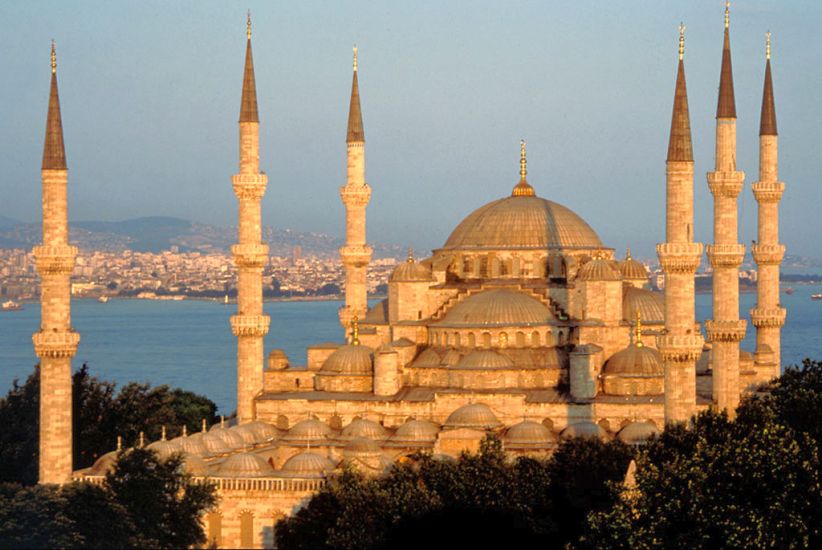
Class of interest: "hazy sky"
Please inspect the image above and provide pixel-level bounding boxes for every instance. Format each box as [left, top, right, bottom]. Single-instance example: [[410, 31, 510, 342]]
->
[[1, 1, 820, 259]]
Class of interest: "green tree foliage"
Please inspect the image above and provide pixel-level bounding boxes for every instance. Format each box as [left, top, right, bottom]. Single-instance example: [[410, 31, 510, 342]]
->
[[0, 449, 216, 549], [275, 436, 633, 549], [0, 364, 219, 485]]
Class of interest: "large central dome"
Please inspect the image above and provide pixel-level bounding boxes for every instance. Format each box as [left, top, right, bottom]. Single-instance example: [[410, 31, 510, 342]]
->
[[442, 195, 603, 251]]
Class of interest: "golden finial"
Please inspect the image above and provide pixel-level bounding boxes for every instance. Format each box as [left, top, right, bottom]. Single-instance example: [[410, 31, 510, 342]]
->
[[351, 315, 360, 345], [679, 23, 686, 61], [247, 10, 252, 40], [220, 415, 225, 428], [407, 246, 414, 263], [202, 418, 207, 433], [626, 246, 632, 260], [116, 435, 122, 451], [766, 31, 771, 60], [353, 44, 358, 72], [724, 1, 730, 29], [50, 40, 56, 74], [182, 424, 188, 437], [520, 139, 527, 181], [139, 431, 145, 448], [635, 310, 643, 348], [161, 425, 167, 441]]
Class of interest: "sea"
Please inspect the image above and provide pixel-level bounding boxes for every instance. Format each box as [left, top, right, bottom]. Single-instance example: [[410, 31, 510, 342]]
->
[[1, 288, 821, 415]]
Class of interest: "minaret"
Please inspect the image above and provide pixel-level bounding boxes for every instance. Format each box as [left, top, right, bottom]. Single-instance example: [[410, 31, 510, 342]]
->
[[34, 42, 80, 484], [657, 25, 704, 425], [338, 46, 372, 331], [705, 2, 747, 414], [751, 32, 786, 379], [230, 14, 270, 423]]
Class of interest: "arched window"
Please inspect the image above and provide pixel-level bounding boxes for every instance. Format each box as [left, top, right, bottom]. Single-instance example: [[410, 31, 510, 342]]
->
[[467, 333, 476, 347], [207, 512, 222, 547], [515, 331, 526, 347], [240, 511, 255, 548], [482, 332, 492, 348], [454, 333, 461, 347], [531, 331, 540, 347]]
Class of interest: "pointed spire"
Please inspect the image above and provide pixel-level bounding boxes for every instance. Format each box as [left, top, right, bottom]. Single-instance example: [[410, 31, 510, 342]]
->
[[407, 246, 414, 263], [201, 418, 207, 433], [182, 424, 188, 437], [239, 15, 259, 123], [717, 4, 737, 118], [760, 32, 778, 136], [626, 246, 632, 261], [512, 139, 535, 196], [139, 431, 145, 448], [161, 425, 167, 441], [346, 45, 365, 143], [351, 315, 360, 346], [635, 310, 644, 348], [116, 435, 122, 451], [667, 24, 693, 163], [220, 415, 225, 429], [42, 41, 67, 170]]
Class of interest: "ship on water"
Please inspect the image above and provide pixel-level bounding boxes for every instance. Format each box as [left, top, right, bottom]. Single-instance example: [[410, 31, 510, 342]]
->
[[1, 300, 22, 311]]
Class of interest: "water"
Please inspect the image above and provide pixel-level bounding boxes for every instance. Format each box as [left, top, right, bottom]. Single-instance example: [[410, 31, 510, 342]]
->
[[1, 289, 821, 415]]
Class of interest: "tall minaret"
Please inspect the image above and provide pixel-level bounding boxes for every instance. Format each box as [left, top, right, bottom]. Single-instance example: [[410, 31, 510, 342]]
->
[[657, 25, 704, 425], [34, 42, 80, 484], [705, 2, 747, 414], [230, 14, 270, 423], [338, 46, 372, 331], [751, 32, 786, 379]]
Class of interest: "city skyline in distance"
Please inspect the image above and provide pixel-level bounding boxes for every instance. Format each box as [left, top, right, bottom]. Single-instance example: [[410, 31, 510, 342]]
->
[[1, 1, 819, 257]]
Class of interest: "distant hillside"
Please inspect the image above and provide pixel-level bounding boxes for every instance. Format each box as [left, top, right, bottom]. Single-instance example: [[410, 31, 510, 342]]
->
[[0, 216, 401, 258]]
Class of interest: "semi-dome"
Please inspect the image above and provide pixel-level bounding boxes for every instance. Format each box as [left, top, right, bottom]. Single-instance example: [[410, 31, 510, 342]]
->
[[503, 420, 558, 449], [320, 344, 374, 375], [281, 417, 334, 445], [216, 452, 274, 478], [622, 288, 664, 324], [576, 258, 621, 282], [437, 289, 552, 328], [454, 350, 514, 369], [617, 422, 660, 445], [561, 421, 608, 440], [442, 195, 603, 251], [603, 344, 663, 377], [390, 257, 434, 282], [413, 348, 441, 368], [340, 418, 388, 441], [277, 452, 336, 478], [444, 403, 502, 430], [388, 419, 440, 445]]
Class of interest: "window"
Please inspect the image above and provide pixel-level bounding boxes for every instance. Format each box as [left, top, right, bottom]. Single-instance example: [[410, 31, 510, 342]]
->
[[240, 511, 254, 548], [207, 512, 222, 547]]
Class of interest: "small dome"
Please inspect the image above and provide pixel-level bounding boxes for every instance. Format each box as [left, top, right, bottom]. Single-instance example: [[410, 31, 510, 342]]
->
[[576, 258, 621, 282], [503, 420, 558, 449], [438, 289, 552, 328], [210, 426, 247, 449], [232, 425, 261, 445], [281, 418, 334, 445], [278, 452, 336, 478], [146, 439, 181, 459], [90, 450, 118, 475], [414, 348, 441, 368], [619, 258, 649, 281], [342, 437, 383, 457], [340, 418, 388, 441], [243, 421, 279, 443], [622, 288, 664, 324], [217, 452, 274, 478], [603, 344, 663, 377], [441, 349, 462, 366], [390, 258, 434, 282], [200, 431, 233, 455], [174, 435, 209, 456], [320, 344, 374, 375], [444, 403, 502, 430], [561, 422, 608, 440], [454, 350, 514, 369], [180, 452, 210, 476], [617, 422, 660, 445], [389, 419, 440, 445]]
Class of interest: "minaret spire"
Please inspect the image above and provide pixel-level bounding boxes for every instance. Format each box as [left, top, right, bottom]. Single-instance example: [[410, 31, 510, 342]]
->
[[239, 13, 259, 123], [512, 139, 535, 196], [346, 46, 365, 143], [717, 3, 736, 119], [43, 41, 66, 171], [760, 33, 777, 136], [667, 24, 692, 163]]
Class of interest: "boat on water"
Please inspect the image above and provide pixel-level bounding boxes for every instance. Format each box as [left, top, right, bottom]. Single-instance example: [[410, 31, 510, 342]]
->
[[785, 287, 794, 295], [812, 294, 822, 301], [1, 300, 23, 311], [223, 294, 230, 305], [98, 296, 109, 303]]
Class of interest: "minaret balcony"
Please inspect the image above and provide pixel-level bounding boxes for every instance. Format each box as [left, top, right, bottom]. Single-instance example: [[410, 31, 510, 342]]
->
[[230, 314, 270, 337], [339, 183, 372, 206], [339, 245, 372, 267], [707, 171, 745, 198], [704, 319, 747, 343], [752, 181, 785, 203], [33, 244, 78, 274], [656, 242, 703, 274], [656, 333, 704, 362], [751, 244, 785, 265], [750, 307, 786, 328], [706, 244, 746, 268], [232, 243, 269, 268], [32, 329, 80, 358], [232, 173, 268, 200]]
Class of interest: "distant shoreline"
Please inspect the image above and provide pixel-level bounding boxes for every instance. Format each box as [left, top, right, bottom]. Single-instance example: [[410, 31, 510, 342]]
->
[[10, 294, 388, 305]]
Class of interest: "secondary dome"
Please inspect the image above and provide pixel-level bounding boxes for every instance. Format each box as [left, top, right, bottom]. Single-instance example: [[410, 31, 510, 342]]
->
[[320, 344, 374, 375], [200, 431, 233, 456], [413, 348, 441, 368], [603, 344, 663, 377], [340, 418, 389, 441], [617, 422, 660, 445], [146, 439, 180, 459], [390, 256, 434, 282], [576, 258, 621, 281], [388, 419, 440, 446], [278, 452, 336, 479], [561, 422, 608, 440], [444, 403, 502, 430], [437, 289, 552, 327], [281, 418, 334, 445], [503, 420, 558, 449], [242, 421, 280, 443], [443, 195, 603, 251], [455, 350, 514, 369], [622, 288, 664, 324], [619, 257, 649, 281], [216, 452, 274, 478]]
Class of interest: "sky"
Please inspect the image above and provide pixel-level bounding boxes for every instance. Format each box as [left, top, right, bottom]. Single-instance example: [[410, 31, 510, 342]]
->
[[0, 1, 820, 259]]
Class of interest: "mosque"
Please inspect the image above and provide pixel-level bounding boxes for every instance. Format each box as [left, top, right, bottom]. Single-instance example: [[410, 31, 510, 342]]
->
[[33, 6, 786, 548]]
